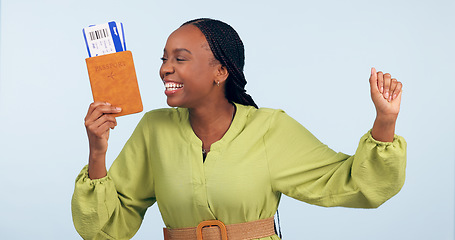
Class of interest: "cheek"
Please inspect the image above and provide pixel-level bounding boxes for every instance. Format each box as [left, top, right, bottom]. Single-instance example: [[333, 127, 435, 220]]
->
[[187, 63, 215, 83], [181, 65, 204, 84]]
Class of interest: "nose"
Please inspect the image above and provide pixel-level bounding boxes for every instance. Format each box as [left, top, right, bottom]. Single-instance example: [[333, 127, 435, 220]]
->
[[160, 60, 174, 79]]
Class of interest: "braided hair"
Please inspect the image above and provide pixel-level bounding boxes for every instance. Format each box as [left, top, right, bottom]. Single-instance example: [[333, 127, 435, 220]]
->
[[181, 18, 258, 109]]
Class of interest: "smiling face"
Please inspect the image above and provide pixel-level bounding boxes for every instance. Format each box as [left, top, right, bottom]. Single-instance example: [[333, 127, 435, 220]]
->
[[160, 24, 226, 108]]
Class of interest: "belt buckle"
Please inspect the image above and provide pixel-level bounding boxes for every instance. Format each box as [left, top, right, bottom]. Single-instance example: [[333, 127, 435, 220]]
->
[[196, 220, 228, 240]]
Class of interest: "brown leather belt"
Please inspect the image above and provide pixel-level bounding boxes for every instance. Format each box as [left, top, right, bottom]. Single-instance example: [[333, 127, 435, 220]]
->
[[163, 217, 275, 240]]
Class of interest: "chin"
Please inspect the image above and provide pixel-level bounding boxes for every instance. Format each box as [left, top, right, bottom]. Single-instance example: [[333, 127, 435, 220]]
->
[[166, 99, 179, 108], [166, 96, 200, 109], [166, 98, 186, 108]]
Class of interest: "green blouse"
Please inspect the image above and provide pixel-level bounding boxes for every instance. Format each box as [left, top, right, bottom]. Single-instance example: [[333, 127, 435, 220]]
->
[[71, 103, 407, 240]]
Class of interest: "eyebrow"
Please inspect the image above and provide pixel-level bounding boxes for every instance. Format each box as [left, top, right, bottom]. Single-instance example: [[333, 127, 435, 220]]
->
[[163, 48, 192, 55]]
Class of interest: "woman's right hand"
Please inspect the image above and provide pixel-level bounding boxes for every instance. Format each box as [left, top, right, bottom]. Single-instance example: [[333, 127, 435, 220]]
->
[[84, 102, 121, 179]]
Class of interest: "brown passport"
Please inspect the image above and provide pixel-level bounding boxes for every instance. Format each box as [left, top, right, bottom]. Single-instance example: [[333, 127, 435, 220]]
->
[[85, 51, 143, 117]]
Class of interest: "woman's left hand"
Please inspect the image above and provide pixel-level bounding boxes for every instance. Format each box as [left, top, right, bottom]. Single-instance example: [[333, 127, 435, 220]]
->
[[369, 67, 402, 121]]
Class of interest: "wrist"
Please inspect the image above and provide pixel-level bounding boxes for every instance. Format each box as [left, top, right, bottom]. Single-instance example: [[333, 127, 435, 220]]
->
[[88, 157, 107, 179], [375, 112, 398, 124], [371, 116, 397, 142], [89, 149, 107, 161]]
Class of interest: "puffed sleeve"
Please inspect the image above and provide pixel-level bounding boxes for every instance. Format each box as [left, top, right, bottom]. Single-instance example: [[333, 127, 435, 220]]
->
[[71, 113, 156, 240], [264, 110, 406, 208]]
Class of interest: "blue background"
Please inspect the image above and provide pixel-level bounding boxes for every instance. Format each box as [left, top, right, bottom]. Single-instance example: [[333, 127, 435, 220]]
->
[[0, 0, 454, 239]]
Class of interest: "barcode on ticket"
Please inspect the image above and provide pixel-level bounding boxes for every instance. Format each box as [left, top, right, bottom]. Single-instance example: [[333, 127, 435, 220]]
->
[[89, 28, 109, 41], [83, 21, 126, 57]]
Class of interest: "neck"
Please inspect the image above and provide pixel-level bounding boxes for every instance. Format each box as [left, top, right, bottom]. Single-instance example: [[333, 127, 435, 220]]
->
[[189, 99, 236, 146]]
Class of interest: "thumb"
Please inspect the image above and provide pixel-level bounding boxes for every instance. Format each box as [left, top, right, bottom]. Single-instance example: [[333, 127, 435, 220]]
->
[[369, 67, 379, 93]]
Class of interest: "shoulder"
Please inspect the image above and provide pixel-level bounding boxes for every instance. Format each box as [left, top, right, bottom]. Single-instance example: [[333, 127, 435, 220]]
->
[[245, 106, 316, 146], [144, 107, 178, 116], [142, 107, 185, 122], [235, 103, 296, 132], [238, 104, 288, 124], [254, 107, 285, 118], [135, 107, 186, 131], [131, 108, 188, 140]]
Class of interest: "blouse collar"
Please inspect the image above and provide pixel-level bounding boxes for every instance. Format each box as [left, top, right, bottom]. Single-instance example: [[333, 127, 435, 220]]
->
[[177, 102, 255, 150]]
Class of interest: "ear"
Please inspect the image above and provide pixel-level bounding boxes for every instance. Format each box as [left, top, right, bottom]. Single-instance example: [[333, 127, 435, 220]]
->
[[214, 65, 229, 84]]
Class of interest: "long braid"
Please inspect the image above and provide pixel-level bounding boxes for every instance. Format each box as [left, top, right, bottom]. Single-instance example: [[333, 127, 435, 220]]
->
[[182, 18, 259, 109]]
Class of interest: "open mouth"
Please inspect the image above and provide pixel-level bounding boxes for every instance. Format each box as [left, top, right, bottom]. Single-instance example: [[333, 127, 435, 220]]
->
[[165, 82, 184, 91]]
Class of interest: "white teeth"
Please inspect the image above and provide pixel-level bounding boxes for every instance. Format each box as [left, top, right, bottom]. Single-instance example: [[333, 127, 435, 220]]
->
[[164, 82, 183, 90]]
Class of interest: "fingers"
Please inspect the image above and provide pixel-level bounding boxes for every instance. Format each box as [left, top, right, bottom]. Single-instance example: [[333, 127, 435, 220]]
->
[[388, 78, 398, 101], [85, 102, 122, 138], [92, 113, 117, 131], [382, 74, 402, 102], [85, 101, 108, 121], [371, 69, 402, 102], [85, 102, 122, 123], [391, 79, 403, 101], [394, 85, 403, 102], [382, 72, 391, 99], [377, 70, 384, 94], [85, 113, 117, 139]]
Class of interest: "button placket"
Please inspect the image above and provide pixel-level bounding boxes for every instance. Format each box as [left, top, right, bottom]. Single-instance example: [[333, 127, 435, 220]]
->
[[202, 147, 221, 217]]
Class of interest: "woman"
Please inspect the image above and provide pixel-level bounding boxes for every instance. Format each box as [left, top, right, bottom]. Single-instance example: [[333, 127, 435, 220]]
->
[[72, 18, 406, 240]]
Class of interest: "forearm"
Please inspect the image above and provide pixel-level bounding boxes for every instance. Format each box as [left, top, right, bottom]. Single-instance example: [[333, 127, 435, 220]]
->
[[88, 152, 107, 179], [371, 114, 397, 142]]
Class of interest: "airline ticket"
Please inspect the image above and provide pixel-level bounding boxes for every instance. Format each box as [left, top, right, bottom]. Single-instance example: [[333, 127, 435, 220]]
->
[[83, 21, 126, 57]]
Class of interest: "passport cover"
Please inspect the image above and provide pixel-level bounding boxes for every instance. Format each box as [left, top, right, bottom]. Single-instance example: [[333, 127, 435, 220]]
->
[[85, 51, 143, 117]]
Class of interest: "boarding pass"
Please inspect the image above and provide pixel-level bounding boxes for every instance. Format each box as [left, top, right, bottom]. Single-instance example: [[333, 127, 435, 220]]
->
[[83, 21, 126, 57]]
